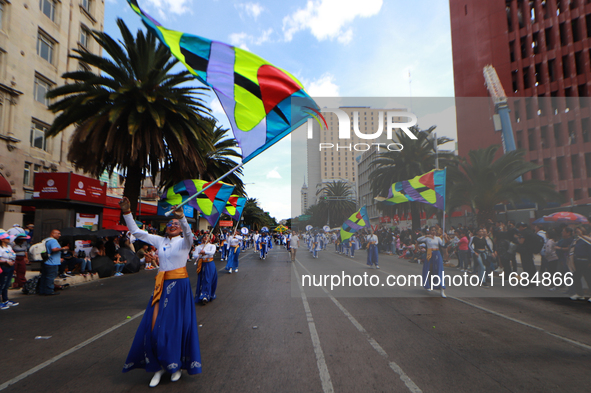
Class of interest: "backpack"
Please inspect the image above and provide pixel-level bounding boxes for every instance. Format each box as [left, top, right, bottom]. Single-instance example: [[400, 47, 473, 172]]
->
[[29, 239, 49, 262], [530, 234, 545, 254], [22, 275, 41, 295]]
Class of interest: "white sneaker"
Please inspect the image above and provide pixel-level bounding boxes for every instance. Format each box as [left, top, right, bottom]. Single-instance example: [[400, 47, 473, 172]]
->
[[440, 289, 447, 298], [234, 268, 238, 272], [149, 370, 165, 387], [228, 268, 233, 274], [570, 294, 585, 300], [171, 370, 182, 382]]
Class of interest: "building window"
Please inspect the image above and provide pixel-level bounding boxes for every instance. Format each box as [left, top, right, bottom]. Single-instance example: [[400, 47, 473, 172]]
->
[[81, 0, 92, 14], [23, 163, 31, 187], [80, 26, 90, 48], [30, 121, 48, 151], [0, 2, 5, 31], [34, 76, 52, 106], [40, 0, 56, 22], [37, 32, 55, 64]]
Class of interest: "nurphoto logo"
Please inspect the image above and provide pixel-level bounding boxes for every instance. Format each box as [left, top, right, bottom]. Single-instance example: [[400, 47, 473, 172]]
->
[[306, 108, 418, 152]]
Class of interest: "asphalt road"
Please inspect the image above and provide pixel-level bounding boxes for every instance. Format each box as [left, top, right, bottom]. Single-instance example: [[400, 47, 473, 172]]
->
[[1, 245, 590, 392]]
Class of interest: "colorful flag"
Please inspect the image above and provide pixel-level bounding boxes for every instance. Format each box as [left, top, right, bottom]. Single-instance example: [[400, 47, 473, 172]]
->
[[376, 169, 446, 210], [127, 0, 324, 163], [223, 195, 247, 221], [340, 206, 370, 242], [158, 179, 234, 227]]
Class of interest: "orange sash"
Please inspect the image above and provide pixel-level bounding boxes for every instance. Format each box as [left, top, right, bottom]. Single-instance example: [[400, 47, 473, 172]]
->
[[152, 267, 189, 306], [196, 257, 213, 274]]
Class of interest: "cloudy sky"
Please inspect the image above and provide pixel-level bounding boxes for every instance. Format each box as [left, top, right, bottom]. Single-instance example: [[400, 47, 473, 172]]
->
[[104, 0, 456, 220]]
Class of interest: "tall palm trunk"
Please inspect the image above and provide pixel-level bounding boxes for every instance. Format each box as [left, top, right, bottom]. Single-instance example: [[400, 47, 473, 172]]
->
[[123, 165, 143, 221]]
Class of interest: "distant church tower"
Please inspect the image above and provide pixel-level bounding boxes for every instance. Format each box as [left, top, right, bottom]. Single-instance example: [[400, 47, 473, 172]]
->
[[300, 176, 308, 215]]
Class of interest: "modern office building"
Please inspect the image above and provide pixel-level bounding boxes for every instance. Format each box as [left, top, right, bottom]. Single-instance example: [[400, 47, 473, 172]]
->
[[0, 0, 105, 227], [450, 0, 591, 205]]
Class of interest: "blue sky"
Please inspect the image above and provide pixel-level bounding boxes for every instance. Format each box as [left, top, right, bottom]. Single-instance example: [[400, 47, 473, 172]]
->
[[104, 0, 456, 220]]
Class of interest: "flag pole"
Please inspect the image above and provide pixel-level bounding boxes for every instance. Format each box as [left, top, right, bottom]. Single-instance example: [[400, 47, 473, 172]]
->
[[165, 162, 244, 216], [233, 208, 245, 233]]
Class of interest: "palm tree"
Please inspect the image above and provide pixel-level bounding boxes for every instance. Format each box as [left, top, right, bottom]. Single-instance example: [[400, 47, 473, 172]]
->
[[446, 145, 563, 226], [242, 198, 274, 230], [316, 181, 356, 227], [369, 125, 455, 230], [46, 19, 212, 215]]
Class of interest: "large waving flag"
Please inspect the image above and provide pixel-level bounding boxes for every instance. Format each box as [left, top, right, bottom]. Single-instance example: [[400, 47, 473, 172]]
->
[[223, 195, 247, 221], [340, 206, 370, 242], [376, 169, 446, 210], [158, 179, 234, 227], [127, 0, 323, 163]]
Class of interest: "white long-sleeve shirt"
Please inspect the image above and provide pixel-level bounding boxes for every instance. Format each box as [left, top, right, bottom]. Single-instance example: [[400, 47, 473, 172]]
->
[[228, 235, 243, 247], [417, 236, 444, 249], [192, 244, 216, 259], [124, 214, 192, 272]]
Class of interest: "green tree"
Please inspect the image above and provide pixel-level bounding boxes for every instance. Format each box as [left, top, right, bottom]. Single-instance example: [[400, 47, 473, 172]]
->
[[242, 198, 275, 230], [447, 145, 563, 226], [46, 19, 212, 215], [369, 126, 455, 230], [316, 181, 356, 227]]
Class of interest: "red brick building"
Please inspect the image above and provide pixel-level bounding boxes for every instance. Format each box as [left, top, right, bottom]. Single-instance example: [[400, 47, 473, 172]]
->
[[450, 0, 591, 204]]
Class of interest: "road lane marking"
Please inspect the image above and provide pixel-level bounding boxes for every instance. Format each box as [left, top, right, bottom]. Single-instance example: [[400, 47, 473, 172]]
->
[[0, 310, 145, 392], [296, 259, 423, 393], [451, 296, 591, 352], [292, 263, 335, 393]]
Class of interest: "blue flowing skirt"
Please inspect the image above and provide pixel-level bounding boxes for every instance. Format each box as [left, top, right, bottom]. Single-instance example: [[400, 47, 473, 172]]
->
[[366, 244, 379, 266], [196, 261, 217, 303], [122, 277, 202, 375], [422, 250, 445, 289], [225, 247, 240, 270]]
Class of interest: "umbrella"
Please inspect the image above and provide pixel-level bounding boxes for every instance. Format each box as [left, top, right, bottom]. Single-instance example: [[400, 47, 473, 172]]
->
[[93, 229, 123, 238], [60, 227, 94, 239], [533, 212, 589, 225]]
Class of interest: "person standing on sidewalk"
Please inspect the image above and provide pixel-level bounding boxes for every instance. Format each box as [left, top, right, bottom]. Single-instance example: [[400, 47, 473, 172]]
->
[[11, 233, 30, 289], [39, 230, 67, 296], [0, 230, 18, 309], [119, 197, 201, 387]]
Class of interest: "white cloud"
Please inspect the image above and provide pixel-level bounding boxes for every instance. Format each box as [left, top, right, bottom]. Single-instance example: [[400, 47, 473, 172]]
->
[[237, 3, 265, 20], [282, 0, 383, 43], [229, 29, 274, 50], [305, 74, 340, 97], [229, 32, 251, 50], [144, 0, 192, 16], [266, 167, 282, 179]]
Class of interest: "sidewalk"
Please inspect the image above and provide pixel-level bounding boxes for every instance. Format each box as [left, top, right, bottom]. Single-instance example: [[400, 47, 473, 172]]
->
[[8, 270, 103, 300]]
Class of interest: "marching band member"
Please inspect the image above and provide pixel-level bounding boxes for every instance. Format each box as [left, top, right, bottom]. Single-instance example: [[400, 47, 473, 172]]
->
[[119, 197, 201, 387], [194, 234, 217, 304], [366, 230, 379, 268], [225, 230, 243, 273], [417, 226, 447, 298]]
